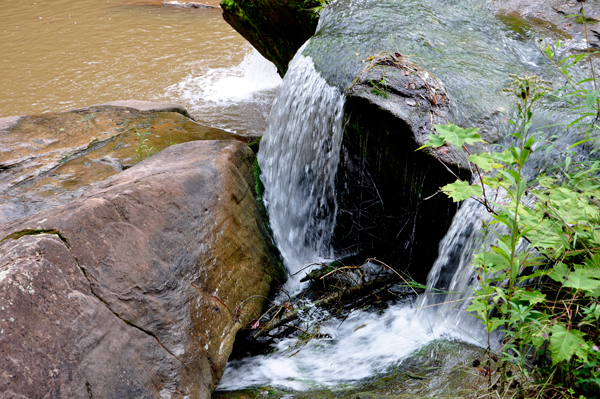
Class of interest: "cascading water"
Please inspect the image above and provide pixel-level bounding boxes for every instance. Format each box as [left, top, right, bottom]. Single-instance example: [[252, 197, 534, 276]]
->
[[217, 0, 598, 392], [217, 43, 479, 392], [258, 44, 346, 292]]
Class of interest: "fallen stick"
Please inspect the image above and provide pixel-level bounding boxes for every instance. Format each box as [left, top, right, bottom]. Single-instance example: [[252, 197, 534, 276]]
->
[[252, 273, 400, 339]]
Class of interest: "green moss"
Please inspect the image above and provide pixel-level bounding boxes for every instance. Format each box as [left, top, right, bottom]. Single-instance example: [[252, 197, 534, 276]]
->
[[497, 13, 570, 40], [247, 137, 261, 154], [371, 87, 389, 98], [252, 158, 285, 280], [2, 229, 68, 245], [253, 158, 265, 206]]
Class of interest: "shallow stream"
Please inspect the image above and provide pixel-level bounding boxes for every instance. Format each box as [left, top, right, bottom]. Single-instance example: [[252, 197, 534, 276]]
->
[[0, 0, 280, 134]]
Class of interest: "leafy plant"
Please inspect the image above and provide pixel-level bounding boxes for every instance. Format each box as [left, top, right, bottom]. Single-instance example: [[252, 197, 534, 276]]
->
[[135, 129, 156, 160], [419, 38, 600, 397]]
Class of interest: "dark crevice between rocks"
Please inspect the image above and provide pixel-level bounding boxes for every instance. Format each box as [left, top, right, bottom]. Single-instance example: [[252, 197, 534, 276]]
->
[[86, 381, 93, 398], [332, 96, 463, 283], [2, 228, 186, 366]]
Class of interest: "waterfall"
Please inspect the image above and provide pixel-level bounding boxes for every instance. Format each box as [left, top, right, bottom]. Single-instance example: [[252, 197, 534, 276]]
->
[[216, 0, 593, 390], [258, 43, 346, 292], [416, 199, 487, 335]]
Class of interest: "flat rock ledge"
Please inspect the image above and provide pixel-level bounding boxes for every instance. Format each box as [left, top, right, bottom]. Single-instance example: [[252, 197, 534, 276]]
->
[[0, 140, 280, 399], [0, 103, 253, 225]]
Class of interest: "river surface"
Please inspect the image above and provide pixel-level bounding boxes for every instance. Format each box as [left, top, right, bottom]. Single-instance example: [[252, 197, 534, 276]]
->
[[0, 0, 281, 134]]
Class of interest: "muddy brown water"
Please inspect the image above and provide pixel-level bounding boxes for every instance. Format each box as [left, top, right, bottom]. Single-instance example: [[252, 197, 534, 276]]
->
[[1, 0, 278, 134]]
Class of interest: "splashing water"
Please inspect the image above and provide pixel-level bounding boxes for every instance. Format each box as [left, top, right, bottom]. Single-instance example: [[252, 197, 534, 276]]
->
[[218, 304, 481, 391], [166, 49, 281, 134], [258, 44, 346, 292]]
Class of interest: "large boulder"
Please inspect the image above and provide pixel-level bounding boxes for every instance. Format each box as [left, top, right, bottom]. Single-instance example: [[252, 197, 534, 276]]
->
[[0, 140, 282, 398]]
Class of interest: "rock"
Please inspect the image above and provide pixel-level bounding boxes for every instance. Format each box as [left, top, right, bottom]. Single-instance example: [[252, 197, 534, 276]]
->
[[86, 100, 195, 118], [0, 103, 254, 225], [0, 140, 282, 398], [345, 53, 465, 167], [260, 0, 588, 280], [163, 0, 218, 9], [489, 0, 600, 49], [220, 0, 327, 76]]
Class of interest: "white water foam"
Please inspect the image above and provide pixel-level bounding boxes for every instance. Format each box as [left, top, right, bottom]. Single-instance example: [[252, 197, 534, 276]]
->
[[218, 304, 482, 391], [165, 48, 281, 134], [171, 48, 281, 103]]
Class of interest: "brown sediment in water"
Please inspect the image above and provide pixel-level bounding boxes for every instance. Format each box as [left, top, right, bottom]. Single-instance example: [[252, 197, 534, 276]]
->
[[0, 0, 245, 121]]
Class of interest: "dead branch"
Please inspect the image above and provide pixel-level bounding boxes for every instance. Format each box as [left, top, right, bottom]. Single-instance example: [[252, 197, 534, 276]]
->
[[252, 272, 400, 339]]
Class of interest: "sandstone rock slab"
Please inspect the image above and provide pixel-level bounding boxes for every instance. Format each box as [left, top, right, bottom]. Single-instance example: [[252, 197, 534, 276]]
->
[[0, 140, 281, 398], [0, 104, 254, 225]]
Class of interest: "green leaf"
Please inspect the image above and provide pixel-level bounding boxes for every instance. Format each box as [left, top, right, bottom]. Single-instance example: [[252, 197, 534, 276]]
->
[[469, 152, 497, 171], [494, 149, 514, 164], [585, 90, 600, 110], [513, 289, 546, 305], [564, 267, 600, 292], [432, 123, 484, 149], [549, 262, 570, 283], [441, 180, 483, 202], [482, 175, 502, 190], [419, 134, 447, 149], [549, 324, 588, 365], [537, 176, 557, 188]]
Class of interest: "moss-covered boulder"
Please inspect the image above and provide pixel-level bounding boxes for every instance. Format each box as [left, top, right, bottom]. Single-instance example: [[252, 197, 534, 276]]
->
[[221, 0, 327, 76]]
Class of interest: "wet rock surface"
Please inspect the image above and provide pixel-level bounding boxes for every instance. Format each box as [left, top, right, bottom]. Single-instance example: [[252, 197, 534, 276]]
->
[[220, 0, 326, 76], [213, 340, 489, 399], [490, 0, 600, 49], [0, 102, 255, 225], [0, 139, 281, 398]]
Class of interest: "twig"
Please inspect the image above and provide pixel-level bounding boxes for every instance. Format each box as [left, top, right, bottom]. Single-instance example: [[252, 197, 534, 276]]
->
[[365, 258, 419, 297], [252, 273, 400, 338], [289, 325, 321, 357]]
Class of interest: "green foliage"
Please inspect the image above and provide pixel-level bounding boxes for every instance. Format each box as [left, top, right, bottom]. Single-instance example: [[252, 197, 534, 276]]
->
[[419, 37, 600, 397], [420, 123, 482, 150], [370, 76, 389, 98], [135, 129, 156, 160], [549, 324, 588, 365], [441, 179, 482, 202]]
